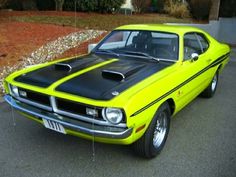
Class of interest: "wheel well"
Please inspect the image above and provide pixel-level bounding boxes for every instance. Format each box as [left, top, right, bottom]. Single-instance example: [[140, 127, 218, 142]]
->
[[218, 64, 223, 73], [166, 98, 175, 115]]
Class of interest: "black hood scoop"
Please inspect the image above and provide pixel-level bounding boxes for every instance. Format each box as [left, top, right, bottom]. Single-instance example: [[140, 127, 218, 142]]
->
[[55, 63, 72, 71], [55, 56, 101, 72], [102, 62, 145, 81]]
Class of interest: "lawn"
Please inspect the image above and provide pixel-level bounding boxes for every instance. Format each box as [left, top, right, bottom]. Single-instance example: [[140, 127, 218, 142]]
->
[[9, 12, 192, 30]]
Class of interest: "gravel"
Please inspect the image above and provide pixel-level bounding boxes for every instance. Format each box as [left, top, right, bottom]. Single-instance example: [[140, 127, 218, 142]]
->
[[0, 30, 105, 95]]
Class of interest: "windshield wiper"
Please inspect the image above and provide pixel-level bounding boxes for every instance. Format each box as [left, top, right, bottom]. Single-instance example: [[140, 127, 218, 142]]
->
[[94, 49, 119, 57], [118, 50, 160, 62]]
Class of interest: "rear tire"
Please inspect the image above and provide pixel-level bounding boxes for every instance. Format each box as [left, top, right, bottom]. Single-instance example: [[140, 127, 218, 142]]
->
[[201, 72, 218, 98], [133, 102, 171, 158]]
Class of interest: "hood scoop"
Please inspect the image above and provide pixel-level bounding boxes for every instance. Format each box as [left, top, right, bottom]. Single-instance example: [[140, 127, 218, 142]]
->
[[55, 56, 102, 72], [55, 63, 72, 71], [102, 62, 145, 81]]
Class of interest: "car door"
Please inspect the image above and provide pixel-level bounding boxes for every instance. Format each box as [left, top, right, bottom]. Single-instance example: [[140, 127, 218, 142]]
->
[[174, 32, 212, 110]]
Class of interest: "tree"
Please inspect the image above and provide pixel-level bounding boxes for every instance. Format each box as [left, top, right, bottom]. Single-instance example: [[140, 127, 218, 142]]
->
[[132, 0, 150, 13], [209, 0, 221, 20], [0, 0, 8, 8], [55, 0, 64, 11]]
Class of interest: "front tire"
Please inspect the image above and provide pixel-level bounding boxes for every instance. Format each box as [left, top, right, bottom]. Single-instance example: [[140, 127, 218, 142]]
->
[[201, 72, 218, 98], [133, 102, 171, 158]]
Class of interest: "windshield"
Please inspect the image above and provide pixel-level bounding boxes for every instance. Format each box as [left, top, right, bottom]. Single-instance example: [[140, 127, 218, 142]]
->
[[94, 30, 179, 61]]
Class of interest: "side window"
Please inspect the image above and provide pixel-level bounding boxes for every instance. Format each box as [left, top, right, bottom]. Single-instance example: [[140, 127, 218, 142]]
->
[[196, 34, 209, 52], [184, 33, 202, 60]]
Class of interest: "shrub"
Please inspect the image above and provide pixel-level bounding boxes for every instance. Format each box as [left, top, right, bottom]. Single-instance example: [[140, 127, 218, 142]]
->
[[188, 0, 212, 20], [98, 0, 126, 13], [156, 0, 165, 13], [164, 0, 190, 18], [219, 0, 236, 17], [76, 0, 98, 12], [36, 0, 55, 11], [0, 0, 8, 8], [64, 0, 125, 13]]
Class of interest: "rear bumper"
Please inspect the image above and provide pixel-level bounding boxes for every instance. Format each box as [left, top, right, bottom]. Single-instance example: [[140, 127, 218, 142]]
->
[[4, 95, 133, 142]]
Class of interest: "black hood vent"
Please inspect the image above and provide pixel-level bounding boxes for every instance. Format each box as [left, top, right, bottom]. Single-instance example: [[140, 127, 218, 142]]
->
[[102, 62, 145, 81], [55, 57, 100, 72]]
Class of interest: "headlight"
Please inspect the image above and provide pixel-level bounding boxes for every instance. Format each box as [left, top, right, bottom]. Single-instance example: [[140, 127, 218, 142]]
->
[[9, 84, 19, 97], [102, 108, 123, 125]]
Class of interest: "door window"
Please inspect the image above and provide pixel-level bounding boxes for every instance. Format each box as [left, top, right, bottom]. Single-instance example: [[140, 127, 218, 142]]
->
[[184, 33, 209, 60]]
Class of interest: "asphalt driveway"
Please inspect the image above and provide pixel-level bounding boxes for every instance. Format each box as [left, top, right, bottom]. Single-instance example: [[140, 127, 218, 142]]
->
[[0, 54, 236, 177]]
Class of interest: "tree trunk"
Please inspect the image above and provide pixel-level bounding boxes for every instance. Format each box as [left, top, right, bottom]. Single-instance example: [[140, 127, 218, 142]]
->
[[55, 0, 64, 11], [209, 0, 221, 20]]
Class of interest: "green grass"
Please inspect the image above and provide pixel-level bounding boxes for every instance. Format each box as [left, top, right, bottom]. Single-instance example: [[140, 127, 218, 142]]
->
[[10, 13, 192, 31]]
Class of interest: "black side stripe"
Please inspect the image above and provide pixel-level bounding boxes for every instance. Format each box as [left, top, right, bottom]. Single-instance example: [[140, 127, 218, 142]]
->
[[130, 52, 230, 117]]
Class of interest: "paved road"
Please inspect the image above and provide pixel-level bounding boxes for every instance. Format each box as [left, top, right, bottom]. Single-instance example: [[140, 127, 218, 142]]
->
[[0, 58, 236, 177]]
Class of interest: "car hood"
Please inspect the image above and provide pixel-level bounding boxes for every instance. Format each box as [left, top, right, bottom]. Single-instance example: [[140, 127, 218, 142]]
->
[[14, 54, 172, 100]]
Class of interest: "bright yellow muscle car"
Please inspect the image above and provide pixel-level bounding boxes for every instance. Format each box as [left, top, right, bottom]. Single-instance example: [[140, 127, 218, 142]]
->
[[4, 24, 230, 158]]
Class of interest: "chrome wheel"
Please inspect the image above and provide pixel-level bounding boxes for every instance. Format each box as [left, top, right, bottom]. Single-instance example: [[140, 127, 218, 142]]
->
[[211, 74, 218, 91], [133, 102, 170, 158], [153, 111, 167, 148]]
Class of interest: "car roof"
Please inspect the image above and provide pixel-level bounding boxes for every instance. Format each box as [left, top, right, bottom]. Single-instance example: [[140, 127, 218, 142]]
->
[[115, 24, 205, 35]]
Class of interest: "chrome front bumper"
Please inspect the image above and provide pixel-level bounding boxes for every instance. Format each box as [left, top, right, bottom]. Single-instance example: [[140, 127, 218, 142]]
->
[[4, 95, 133, 139]]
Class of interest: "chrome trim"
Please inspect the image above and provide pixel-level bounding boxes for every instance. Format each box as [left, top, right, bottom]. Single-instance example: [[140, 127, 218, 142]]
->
[[8, 83, 13, 96], [53, 97, 126, 128], [50, 96, 57, 111], [102, 70, 125, 80], [54, 100, 126, 128], [55, 63, 72, 72], [8, 86, 126, 128], [16, 96, 52, 111], [4, 95, 132, 139]]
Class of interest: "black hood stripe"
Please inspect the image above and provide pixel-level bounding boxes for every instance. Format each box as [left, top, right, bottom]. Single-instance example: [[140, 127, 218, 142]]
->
[[130, 52, 230, 117], [56, 60, 173, 100], [14, 55, 106, 88]]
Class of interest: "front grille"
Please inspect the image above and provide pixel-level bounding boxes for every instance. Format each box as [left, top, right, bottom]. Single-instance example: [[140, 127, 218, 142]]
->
[[15, 87, 126, 127], [56, 98, 103, 120], [18, 88, 50, 106]]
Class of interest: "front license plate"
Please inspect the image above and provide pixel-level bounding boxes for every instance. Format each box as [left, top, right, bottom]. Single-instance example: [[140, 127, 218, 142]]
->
[[43, 119, 66, 134]]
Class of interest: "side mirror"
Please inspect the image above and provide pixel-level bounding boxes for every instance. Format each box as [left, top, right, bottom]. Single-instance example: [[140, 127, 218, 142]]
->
[[88, 43, 97, 53], [191, 53, 199, 61]]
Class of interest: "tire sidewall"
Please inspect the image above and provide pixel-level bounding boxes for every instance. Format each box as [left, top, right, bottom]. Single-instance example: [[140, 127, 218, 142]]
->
[[211, 72, 218, 94], [148, 103, 171, 157]]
